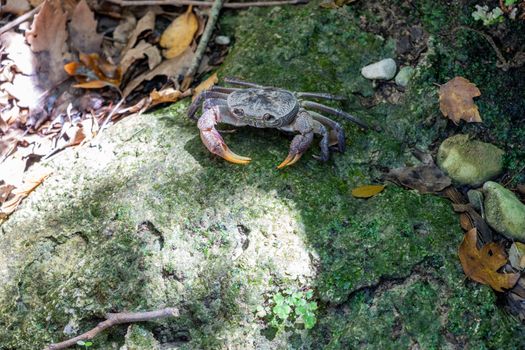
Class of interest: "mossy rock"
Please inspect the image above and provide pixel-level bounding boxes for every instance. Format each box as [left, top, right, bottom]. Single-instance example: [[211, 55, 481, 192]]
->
[[437, 134, 504, 186], [0, 1, 524, 349], [484, 181, 525, 242]]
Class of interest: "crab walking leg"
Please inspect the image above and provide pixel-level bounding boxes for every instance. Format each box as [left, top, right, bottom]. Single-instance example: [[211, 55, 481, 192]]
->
[[296, 92, 346, 101], [210, 86, 241, 94], [308, 110, 346, 153], [311, 119, 330, 162], [197, 106, 251, 164], [224, 77, 266, 88], [301, 101, 369, 130], [277, 110, 315, 169], [188, 91, 230, 120]]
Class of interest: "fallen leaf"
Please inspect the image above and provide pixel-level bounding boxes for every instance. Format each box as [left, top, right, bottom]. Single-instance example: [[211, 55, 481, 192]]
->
[[119, 40, 162, 74], [0, 32, 37, 75], [150, 88, 192, 107], [123, 47, 194, 97], [452, 203, 493, 245], [69, 0, 103, 54], [160, 6, 198, 59], [386, 164, 451, 194], [1, 0, 31, 15], [122, 11, 155, 56], [192, 72, 218, 101], [351, 184, 385, 198], [459, 228, 519, 292], [65, 53, 122, 88], [0, 184, 15, 204], [439, 77, 482, 125], [0, 167, 52, 222], [26, 0, 69, 86]]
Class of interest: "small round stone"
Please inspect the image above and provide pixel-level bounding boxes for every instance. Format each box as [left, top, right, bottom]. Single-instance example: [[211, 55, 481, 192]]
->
[[215, 35, 231, 45], [361, 58, 397, 80]]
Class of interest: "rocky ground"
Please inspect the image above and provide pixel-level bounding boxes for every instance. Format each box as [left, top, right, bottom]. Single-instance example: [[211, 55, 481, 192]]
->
[[1, 0, 525, 349]]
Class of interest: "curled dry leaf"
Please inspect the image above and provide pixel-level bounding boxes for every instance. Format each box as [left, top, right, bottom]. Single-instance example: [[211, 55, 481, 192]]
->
[[149, 88, 192, 108], [385, 164, 451, 194], [351, 184, 385, 198], [65, 53, 122, 88], [122, 10, 155, 56], [119, 40, 162, 74], [0, 167, 52, 223], [192, 72, 218, 101], [160, 6, 199, 59], [459, 228, 520, 292], [439, 77, 482, 125]]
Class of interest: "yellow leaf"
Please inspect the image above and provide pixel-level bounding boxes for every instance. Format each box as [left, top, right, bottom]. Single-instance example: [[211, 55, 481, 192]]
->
[[160, 6, 199, 59], [192, 72, 218, 100], [351, 184, 385, 198], [439, 77, 482, 125]]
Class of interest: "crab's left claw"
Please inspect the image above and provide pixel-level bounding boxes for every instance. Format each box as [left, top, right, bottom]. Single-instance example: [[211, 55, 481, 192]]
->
[[277, 132, 313, 169], [198, 107, 251, 165]]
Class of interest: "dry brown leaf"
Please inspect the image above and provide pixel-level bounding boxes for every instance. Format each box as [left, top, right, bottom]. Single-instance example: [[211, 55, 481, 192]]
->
[[0, 167, 52, 221], [459, 228, 520, 292], [119, 40, 162, 74], [386, 164, 451, 194], [122, 10, 155, 56], [25, 0, 69, 86], [69, 0, 103, 54], [1, 0, 31, 15], [160, 6, 198, 59], [0, 184, 15, 204], [123, 47, 194, 97], [150, 88, 193, 107], [351, 184, 385, 198], [439, 77, 482, 125], [192, 72, 218, 100], [65, 53, 122, 88]]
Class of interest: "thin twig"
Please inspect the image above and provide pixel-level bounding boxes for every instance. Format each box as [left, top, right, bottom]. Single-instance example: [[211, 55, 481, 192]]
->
[[46, 307, 179, 350], [452, 26, 525, 71], [181, 0, 224, 89], [0, 4, 42, 36], [107, 0, 308, 8]]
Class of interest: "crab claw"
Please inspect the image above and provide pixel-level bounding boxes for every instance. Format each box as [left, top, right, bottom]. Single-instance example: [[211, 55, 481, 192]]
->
[[276, 131, 313, 169], [198, 107, 251, 165], [277, 153, 303, 169]]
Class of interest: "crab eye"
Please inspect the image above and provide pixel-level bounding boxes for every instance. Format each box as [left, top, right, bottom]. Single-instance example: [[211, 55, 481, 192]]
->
[[233, 108, 244, 116], [264, 113, 275, 121]]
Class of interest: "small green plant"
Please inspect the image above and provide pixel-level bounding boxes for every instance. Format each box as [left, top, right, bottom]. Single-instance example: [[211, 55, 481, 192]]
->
[[505, 0, 518, 6], [76, 340, 93, 349], [472, 5, 504, 26], [259, 289, 318, 331]]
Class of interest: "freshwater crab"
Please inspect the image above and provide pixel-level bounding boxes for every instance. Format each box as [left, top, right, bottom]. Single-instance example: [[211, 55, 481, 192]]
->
[[188, 78, 368, 168]]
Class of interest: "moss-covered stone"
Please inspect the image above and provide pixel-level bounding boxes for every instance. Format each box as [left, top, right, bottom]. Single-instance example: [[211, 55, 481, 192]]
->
[[0, 1, 524, 349], [484, 181, 525, 242], [121, 325, 160, 350], [437, 134, 504, 186]]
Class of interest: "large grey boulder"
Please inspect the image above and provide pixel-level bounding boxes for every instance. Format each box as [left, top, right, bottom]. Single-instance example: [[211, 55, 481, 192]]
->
[[484, 181, 525, 242], [437, 134, 504, 186]]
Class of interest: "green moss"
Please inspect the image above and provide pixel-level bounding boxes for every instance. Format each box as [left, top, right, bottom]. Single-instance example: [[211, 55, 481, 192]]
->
[[1, 0, 524, 349]]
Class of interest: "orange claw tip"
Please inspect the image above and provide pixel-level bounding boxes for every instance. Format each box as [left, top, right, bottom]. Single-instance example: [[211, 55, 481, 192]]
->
[[276, 153, 302, 169], [221, 148, 251, 165]]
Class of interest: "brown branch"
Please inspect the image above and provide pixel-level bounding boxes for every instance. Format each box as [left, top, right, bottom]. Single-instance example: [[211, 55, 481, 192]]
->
[[46, 307, 179, 350], [107, 0, 308, 8], [181, 0, 223, 90], [0, 4, 42, 36]]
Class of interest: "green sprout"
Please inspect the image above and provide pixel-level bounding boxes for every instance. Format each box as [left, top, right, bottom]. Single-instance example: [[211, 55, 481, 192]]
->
[[260, 289, 318, 332], [76, 340, 93, 349]]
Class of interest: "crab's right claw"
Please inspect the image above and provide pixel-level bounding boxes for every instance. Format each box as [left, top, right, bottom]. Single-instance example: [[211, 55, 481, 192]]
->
[[198, 107, 251, 164], [201, 129, 251, 164]]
